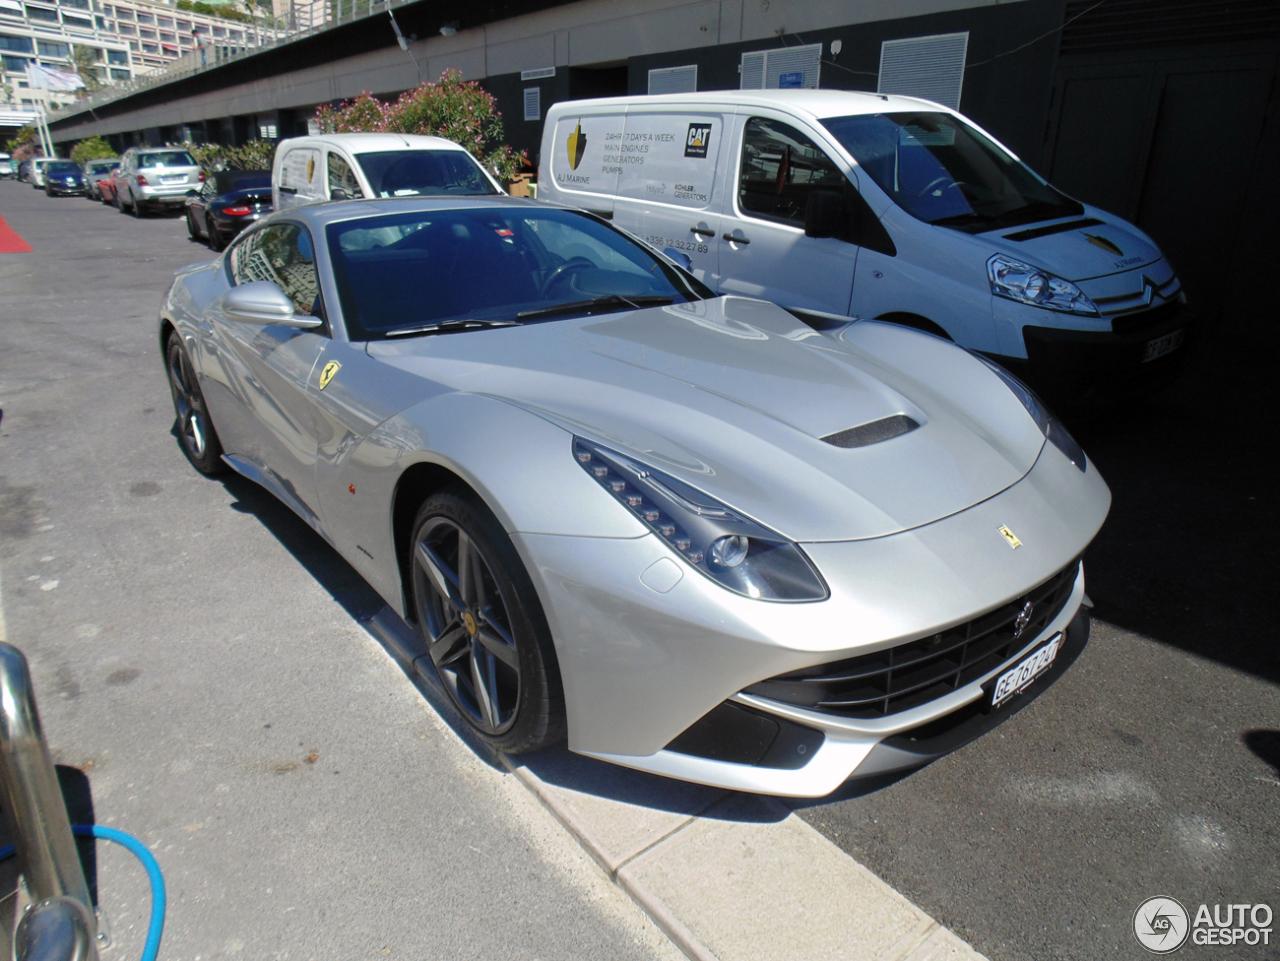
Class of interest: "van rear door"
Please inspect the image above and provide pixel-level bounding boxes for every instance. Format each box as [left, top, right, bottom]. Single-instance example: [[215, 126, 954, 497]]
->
[[612, 106, 729, 287], [276, 146, 322, 209], [716, 112, 856, 314]]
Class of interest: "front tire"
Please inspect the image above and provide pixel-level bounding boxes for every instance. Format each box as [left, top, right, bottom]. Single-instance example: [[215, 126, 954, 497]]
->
[[165, 332, 226, 475], [411, 491, 565, 753], [130, 192, 144, 217], [186, 209, 202, 241]]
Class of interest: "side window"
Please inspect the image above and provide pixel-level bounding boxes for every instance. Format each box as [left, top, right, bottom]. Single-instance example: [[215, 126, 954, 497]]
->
[[327, 151, 364, 200], [738, 117, 848, 227], [229, 224, 322, 317]]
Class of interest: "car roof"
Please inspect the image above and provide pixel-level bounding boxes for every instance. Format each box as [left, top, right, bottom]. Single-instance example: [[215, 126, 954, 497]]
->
[[275, 133, 469, 155], [277, 194, 553, 230], [547, 88, 953, 121]]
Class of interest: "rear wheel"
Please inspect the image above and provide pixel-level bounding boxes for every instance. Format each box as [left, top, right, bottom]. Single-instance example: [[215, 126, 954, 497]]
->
[[130, 192, 144, 217], [165, 332, 226, 475], [410, 491, 565, 753], [206, 217, 226, 252]]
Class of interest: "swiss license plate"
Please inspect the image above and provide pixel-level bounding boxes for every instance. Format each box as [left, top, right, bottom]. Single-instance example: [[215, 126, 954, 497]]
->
[[990, 633, 1063, 708], [1142, 328, 1184, 362], [161, 175, 185, 184]]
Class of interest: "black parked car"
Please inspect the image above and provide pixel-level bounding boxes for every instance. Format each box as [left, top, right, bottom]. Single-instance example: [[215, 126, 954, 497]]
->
[[44, 161, 87, 196], [185, 170, 273, 251]]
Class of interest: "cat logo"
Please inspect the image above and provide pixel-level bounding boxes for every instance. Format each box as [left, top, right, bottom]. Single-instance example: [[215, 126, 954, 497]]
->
[[1085, 233, 1123, 257], [306, 156, 316, 183], [685, 123, 712, 158], [318, 360, 340, 390], [567, 122, 587, 170], [998, 525, 1022, 549]]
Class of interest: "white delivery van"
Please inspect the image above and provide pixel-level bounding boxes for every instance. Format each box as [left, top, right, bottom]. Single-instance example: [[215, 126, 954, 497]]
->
[[539, 91, 1192, 399], [272, 133, 504, 211]]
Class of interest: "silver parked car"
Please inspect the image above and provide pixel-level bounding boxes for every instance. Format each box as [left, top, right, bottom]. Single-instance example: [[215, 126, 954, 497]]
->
[[116, 146, 203, 216], [159, 197, 1110, 797], [84, 158, 121, 200]]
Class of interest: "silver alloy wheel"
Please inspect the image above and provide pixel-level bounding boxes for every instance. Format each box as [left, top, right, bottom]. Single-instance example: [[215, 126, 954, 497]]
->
[[414, 517, 521, 735], [166, 339, 207, 459]]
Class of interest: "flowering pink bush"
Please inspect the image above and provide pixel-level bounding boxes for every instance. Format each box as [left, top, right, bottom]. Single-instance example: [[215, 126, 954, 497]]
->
[[314, 69, 527, 182]]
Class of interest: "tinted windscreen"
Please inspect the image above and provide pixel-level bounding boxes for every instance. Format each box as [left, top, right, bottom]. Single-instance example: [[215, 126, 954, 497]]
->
[[48, 163, 80, 174], [822, 112, 1082, 232], [354, 150, 498, 198], [327, 206, 710, 340], [137, 150, 196, 168], [89, 161, 119, 172]]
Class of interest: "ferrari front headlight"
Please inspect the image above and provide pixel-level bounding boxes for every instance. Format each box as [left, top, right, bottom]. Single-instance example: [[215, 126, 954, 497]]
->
[[573, 438, 828, 601]]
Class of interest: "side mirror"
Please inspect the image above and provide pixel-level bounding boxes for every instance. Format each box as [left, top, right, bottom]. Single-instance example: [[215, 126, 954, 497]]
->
[[804, 190, 846, 239], [663, 247, 693, 271], [220, 281, 323, 328]]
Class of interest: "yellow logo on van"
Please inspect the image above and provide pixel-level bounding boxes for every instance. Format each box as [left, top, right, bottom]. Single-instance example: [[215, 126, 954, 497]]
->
[[1085, 233, 1122, 257], [306, 157, 316, 183], [567, 121, 587, 170]]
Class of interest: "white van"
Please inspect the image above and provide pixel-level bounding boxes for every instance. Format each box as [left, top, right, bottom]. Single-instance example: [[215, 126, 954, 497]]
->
[[272, 133, 504, 211], [539, 91, 1192, 399]]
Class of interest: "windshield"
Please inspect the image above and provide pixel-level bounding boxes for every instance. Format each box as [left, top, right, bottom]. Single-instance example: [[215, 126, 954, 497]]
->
[[89, 160, 119, 172], [48, 162, 80, 174], [821, 112, 1082, 233], [137, 150, 196, 168], [327, 206, 710, 340], [354, 150, 498, 198]]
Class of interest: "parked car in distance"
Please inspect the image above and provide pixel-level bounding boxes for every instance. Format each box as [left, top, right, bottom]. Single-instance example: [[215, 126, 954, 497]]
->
[[116, 146, 204, 216], [84, 158, 121, 200], [29, 157, 56, 189], [0, 152, 12, 178], [18, 159, 33, 182], [186, 169, 272, 251], [540, 91, 1192, 404], [44, 160, 87, 196], [159, 195, 1110, 798], [97, 167, 124, 206], [271, 133, 503, 211]]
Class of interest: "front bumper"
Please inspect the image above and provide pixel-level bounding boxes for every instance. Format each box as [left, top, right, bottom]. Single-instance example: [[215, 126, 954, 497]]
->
[[1016, 299, 1194, 403], [515, 438, 1109, 797]]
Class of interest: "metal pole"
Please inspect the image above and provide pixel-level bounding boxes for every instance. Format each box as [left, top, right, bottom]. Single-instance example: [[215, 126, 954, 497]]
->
[[0, 643, 97, 954]]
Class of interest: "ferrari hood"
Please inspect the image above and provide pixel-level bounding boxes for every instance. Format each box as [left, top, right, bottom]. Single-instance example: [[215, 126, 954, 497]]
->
[[981, 212, 1161, 282], [368, 297, 1047, 542]]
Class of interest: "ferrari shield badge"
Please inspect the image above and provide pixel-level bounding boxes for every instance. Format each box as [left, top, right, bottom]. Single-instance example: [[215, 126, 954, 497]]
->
[[998, 525, 1022, 549], [319, 360, 340, 390]]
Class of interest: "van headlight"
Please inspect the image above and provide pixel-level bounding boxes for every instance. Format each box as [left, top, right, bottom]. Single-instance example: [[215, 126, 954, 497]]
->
[[573, 438, 829, 601], [988, 254, 1098, 315], [972, 354, 1088, 473]]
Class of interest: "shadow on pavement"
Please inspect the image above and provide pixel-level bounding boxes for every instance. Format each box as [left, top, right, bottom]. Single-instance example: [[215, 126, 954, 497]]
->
[[1241, 729, 1280, 778], [1069, 338, 1280, 688]]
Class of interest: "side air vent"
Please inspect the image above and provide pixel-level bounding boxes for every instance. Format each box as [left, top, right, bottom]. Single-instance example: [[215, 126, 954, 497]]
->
[[1060, 0, 1280, 55], [1004, 218, 1103, 242], [822, 415, 919, 449]]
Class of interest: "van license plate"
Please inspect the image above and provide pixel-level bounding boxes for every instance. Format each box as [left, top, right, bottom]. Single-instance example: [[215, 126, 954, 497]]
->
[[1142, 328, 1184, 362], [990, 634, 1063, 708]]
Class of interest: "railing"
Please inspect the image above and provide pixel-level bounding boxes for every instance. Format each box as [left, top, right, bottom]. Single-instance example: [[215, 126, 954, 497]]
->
[[48, 0, 420, 126], [0, 642, 99, 960]]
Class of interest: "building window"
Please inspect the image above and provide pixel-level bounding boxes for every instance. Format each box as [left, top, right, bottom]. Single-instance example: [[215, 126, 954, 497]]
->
[[877, 32, 968, 110], [105, 47, 125, 63], [95, 15, 105, 27], [161, 43, 175, 54], [159, 30, 173, 41], [157, 15, 170, 26], [115, 6, 130, 17], [25, 6, 61, 22], [175, 18, 189, 28], [523, 86, 540, 121], [59, 0, 90, 9], [136, 11, 151, 23], [63, 14, 93, 28], [141, 40, 156, 51], [37, 38, 70, 56], [227, 29, 241, 41], [1, 52, 31, 70], [212, 25, 224, 36], [0, 33, 36, 52], [117, 22, 133, 33], [138, 26, 154, 37], [739, 43, 821, 90], [648, 64, 697, 95]]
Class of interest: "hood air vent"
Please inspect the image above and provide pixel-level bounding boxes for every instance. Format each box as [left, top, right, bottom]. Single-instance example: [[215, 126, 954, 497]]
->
[[822, 415, 919, 449]]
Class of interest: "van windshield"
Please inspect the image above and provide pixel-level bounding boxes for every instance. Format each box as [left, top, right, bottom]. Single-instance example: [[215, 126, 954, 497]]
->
[[355, 150, 498, 198], [821, 112, 1082, 233]]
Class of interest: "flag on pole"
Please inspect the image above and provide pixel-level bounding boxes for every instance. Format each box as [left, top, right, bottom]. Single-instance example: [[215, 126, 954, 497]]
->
[[24, 63, 86, 92]]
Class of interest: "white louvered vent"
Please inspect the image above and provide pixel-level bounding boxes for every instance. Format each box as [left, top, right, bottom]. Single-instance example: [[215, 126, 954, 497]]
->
[[739, 43, 821, 90], [523, 87, 541, 122], [877, 32, 969, 109], [648, 64, 697, 95]]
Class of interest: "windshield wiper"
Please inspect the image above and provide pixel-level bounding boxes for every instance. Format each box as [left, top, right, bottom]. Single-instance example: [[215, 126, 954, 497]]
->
[[385, 319, 521, 338], [517, 295, 674, 321]]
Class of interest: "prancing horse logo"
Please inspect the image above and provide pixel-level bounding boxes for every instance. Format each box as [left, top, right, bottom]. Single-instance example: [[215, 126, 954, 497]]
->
[[1013, 601, 1034, 638]]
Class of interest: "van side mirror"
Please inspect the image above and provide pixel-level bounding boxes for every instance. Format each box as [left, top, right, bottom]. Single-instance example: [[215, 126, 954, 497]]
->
[[220, 281, 323, 328], [804, 190, 845, 238]]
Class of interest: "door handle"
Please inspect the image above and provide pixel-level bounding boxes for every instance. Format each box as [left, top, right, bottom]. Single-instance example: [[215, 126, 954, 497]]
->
[[723, 233, 750, 245], [278, 186, 298, 195], [691, 226, 715, 237]]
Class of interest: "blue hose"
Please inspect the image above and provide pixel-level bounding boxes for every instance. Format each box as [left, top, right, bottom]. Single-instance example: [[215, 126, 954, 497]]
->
[[0, 824, 165, 961]]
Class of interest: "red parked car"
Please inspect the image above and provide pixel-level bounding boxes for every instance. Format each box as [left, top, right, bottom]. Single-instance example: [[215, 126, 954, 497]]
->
[[97, 168, 124, 206]]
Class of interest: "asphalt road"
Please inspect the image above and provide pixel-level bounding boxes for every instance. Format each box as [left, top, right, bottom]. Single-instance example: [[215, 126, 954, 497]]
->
[[789, 279, 1280, 955], [0, 181, 685, 960]]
